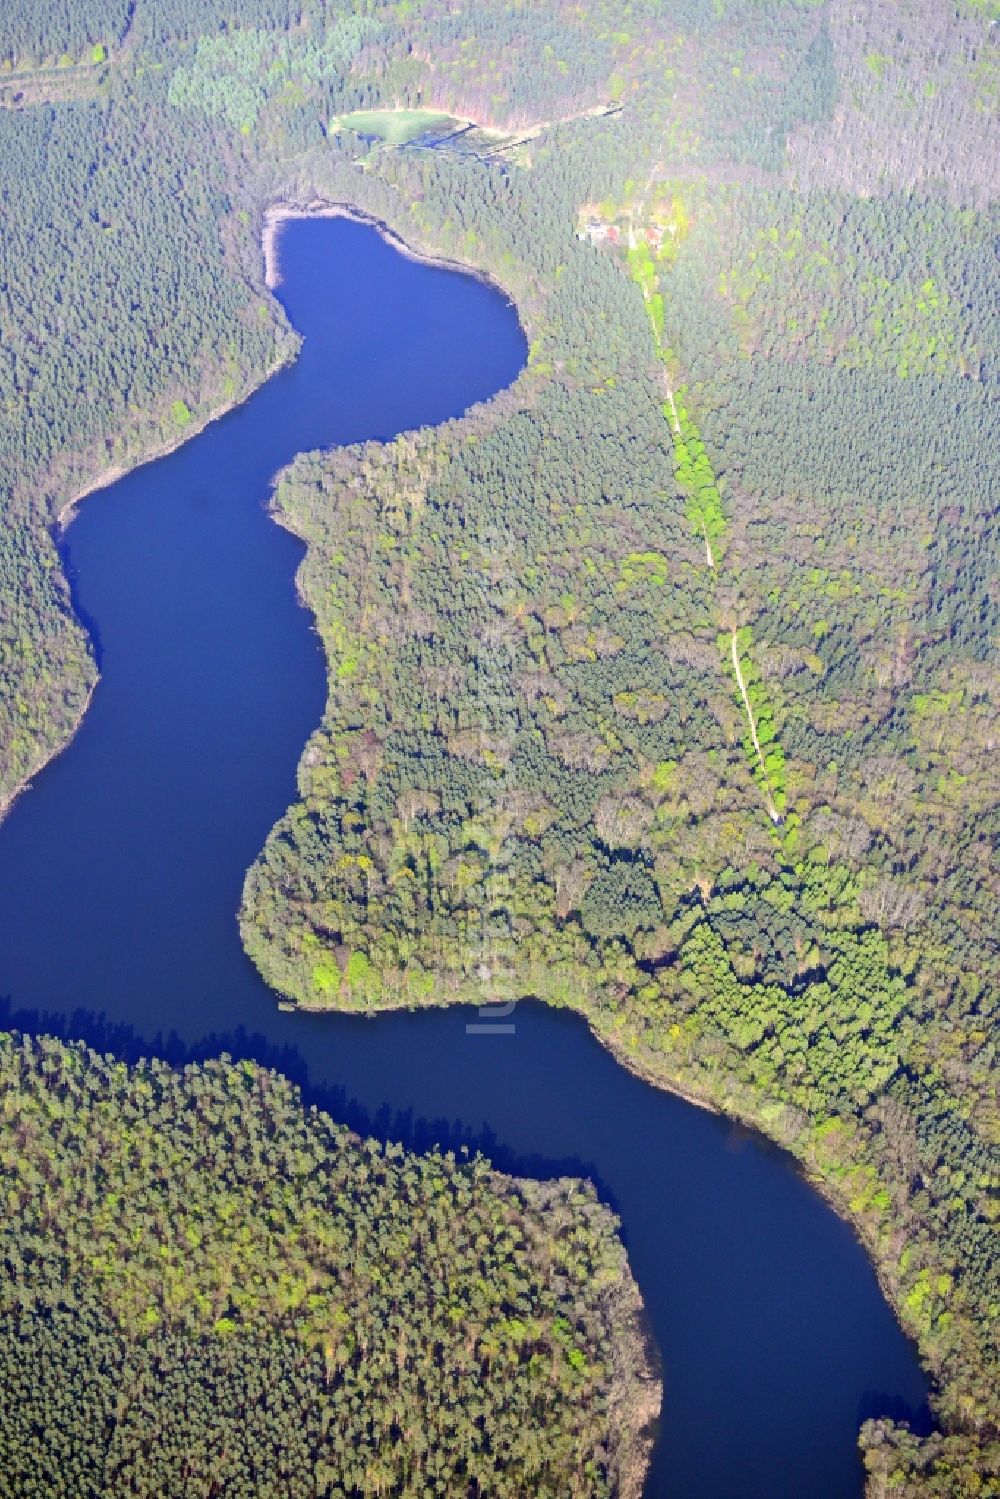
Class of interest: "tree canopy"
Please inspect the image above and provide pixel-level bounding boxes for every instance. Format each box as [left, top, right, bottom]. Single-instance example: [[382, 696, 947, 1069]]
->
[[0, 0, 996, 1490]]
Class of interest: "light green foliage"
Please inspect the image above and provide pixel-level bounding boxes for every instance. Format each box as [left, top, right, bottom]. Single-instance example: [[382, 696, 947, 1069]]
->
[[625, 234, 728, 562], [0, 2, 996, 1491], [671, 392, 727, 558], [675, 901, 908, 1105], [0, 1033, 649, 1495], [719, 626, 787, 813], [0, 1, 129, 67], [710, 200, 985, 378], [865, 52, 890, 80], [168, 19, 379, 132], [861, 1421, 1000, 1494]]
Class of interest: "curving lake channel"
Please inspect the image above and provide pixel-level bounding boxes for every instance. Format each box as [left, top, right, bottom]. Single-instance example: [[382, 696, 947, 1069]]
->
[[0, 217, 929, 1497]]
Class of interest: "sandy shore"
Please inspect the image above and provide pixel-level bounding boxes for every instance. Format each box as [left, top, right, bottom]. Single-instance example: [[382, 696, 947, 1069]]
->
[[21, 197, 515, 825], [262, 198, 509, 297], [25, 197, 513, 835]]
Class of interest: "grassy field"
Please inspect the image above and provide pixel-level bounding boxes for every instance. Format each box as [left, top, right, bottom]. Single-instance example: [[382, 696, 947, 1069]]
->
[[334, 108, 458, 145]]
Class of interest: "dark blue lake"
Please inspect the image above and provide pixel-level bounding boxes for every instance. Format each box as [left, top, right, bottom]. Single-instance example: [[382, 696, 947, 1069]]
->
[[0, 216, 929, 1497]]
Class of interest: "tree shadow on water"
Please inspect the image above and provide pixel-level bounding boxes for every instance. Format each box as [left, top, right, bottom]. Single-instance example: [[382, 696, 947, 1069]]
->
[[0, 995, 607, 1196], [858, 1388, 934, 1438]]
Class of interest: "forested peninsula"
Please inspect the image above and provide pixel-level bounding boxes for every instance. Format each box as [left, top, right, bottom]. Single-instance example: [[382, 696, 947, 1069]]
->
[[0, 1032, 656, 1497], [1, 0, 998, 1494]]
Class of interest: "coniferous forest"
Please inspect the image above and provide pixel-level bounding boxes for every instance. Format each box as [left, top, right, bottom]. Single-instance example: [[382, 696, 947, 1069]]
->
[[0, 0, 997, 1494]]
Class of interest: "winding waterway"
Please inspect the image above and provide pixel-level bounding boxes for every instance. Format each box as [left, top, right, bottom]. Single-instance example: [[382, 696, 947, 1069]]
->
[[0, 217, 929, 1497]]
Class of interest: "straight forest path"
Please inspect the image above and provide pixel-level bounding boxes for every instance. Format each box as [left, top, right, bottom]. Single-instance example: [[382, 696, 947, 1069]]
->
[[730, 630, 781, 824]]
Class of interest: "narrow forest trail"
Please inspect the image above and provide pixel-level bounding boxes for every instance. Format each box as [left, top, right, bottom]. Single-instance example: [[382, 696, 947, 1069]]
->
[[702, 520, 716, 571], [627, 175, 782, 825], [730, 631, 780, 824], [628, 162, 687, 462]]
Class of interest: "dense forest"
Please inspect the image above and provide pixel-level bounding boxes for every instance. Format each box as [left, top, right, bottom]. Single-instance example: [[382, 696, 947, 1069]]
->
[[0, 0, 997, 1493], [0, 88, 295, 809], [0, 1031, 656, 1496]]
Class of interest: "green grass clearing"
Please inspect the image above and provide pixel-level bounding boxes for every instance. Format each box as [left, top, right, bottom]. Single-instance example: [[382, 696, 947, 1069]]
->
[[334, 108, 459, 145]]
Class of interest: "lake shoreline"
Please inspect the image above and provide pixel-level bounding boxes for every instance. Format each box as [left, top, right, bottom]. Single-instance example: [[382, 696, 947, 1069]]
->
[[0, 679, 97, 828], [2, 206, 933, 1490], [7, 195, 519, 834], [277, 984, 929, 1399], [55, 346, 297, 533], [6, 198, 523, 834], [0, 348, 299, 830], [262, 197, 516, 303], [285, 988, 720, 1117], [590, 1009, 933, 1403]]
